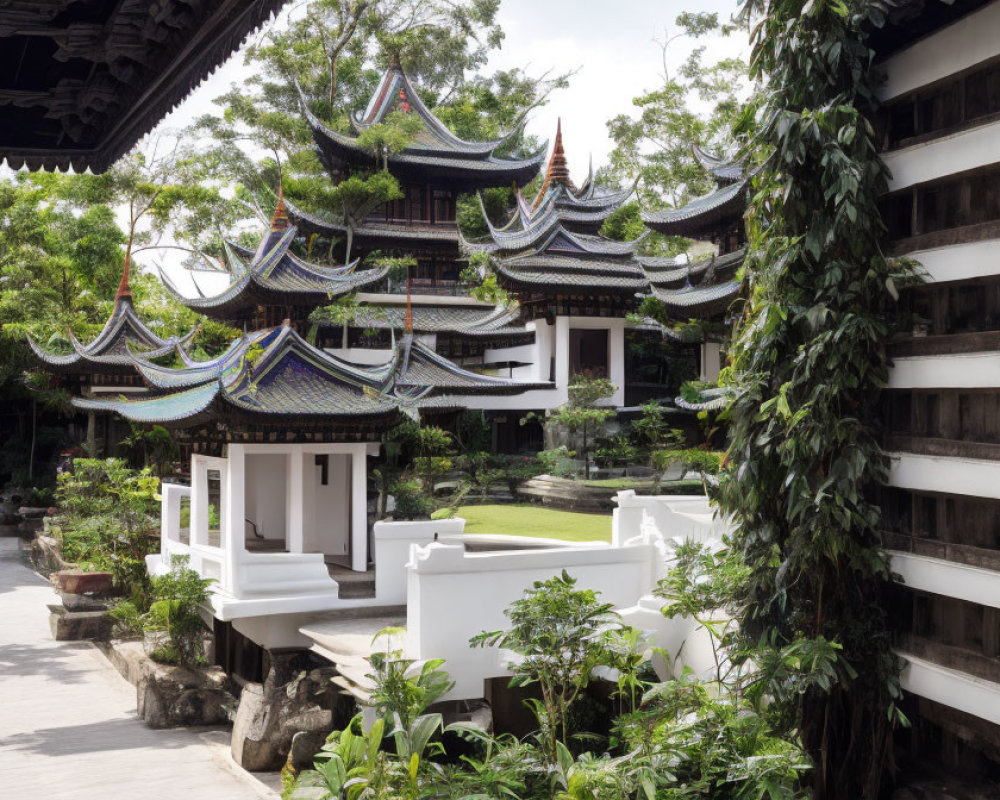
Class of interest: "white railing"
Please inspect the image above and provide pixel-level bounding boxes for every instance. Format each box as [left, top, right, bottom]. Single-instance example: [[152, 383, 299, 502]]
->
[[155, 482, 227, 590]]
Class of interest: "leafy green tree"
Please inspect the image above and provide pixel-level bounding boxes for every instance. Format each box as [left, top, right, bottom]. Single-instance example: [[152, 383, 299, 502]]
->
[[190, 0, 568, 221], [534, 375, 616, 478], [471, 570, 624, 764], [717, 2, 913, 797], [600, 13, 747, 256]]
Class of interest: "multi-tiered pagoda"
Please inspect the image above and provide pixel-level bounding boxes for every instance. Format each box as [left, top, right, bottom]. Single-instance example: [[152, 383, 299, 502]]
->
[[288, 59, 545, 292], [460, 121, 685, 410], [159, 193, 388, 331], [28, 256, 197, 453], [640, 146, 748, 384]]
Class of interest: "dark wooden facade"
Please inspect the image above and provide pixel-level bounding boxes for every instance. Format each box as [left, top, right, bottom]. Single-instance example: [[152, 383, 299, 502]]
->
[[876, 0, 1000, 782]]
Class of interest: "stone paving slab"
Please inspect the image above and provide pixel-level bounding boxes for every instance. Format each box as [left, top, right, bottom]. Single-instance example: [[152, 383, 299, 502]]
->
[[0, 540, 280, 799]]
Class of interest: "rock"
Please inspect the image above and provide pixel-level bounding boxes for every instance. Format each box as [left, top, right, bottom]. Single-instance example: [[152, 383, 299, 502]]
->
[[289, 730, 329, 771], [48, 604, 112, 641], [102, 640, 236, 729], [230, 651, 340, 771], [52, 569, 114, 596], [59, 590, 110, 612], [30, 535, 68, 576]]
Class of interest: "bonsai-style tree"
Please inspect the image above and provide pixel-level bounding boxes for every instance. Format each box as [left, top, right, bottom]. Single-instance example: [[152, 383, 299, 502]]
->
[[535, 375, 616, 478]]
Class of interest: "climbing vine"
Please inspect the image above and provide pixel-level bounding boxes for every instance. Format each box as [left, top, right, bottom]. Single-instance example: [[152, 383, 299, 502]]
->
[[718, 2, 914, 798]]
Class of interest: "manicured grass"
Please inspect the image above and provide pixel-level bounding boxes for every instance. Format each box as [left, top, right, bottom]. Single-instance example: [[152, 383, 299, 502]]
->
[[453, 504, 612, 543], [583, 477, 655, 489]]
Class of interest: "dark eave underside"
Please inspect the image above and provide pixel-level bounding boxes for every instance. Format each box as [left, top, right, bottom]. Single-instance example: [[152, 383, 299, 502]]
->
[[0, 0, 287, 172]]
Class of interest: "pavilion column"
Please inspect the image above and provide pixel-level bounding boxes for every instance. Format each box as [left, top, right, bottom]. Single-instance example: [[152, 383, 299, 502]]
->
[[554, 316, 570, 405], [85, 410, 97, 456], [609, 321, 626, 405], [350, 446, 368, 572], [225, 446, 245, 596], [286, 452, 305, 554]]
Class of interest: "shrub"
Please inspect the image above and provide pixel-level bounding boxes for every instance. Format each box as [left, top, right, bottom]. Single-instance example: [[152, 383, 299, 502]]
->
[[53, 458, 160, 594], [389, 478, 433, 520], [110, 555, 213, 667]]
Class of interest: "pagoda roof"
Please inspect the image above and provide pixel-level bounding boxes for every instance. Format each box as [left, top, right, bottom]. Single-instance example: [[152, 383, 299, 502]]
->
[[29, 285, 196, 374], [642, 176, 749, 239], [391, 335, 549, 398], [0, 0, 285, 173], [300, 65, 545, 190], [79, 325, 401, 428], [644, 248, 745, 319], [494, 253, 649, 297], [160, 220, 388, 321], [283, 197, 459, 248], [512, 121, 634, 232], [464, 200, 646, 259], [314, 297, 532, 342], [90, 322, 547, 427], [351, 61, 513, 156], [692, 146, 744, 185]]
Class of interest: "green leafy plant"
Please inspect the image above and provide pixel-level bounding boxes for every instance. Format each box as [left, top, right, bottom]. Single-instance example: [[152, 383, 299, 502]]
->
[[532, 375, 617, 479], [717, 2, 915, 795], [110, 554, 213, 667], [471, 570, 625, 764], [53, 458, 160, 594]]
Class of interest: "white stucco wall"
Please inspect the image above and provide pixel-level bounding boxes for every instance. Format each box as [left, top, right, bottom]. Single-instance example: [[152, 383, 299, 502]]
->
[[889, 352, 1000, 389], [900, 653, 1000, 728], [406, 541, 656, 700], [884, 118, 1000, 192], [245, 453, 287, 541], [890, 551, 1000, 610], [876, 2, 1000, 102], [889, 451, 1000, 500], [901, 238, 1000, 282]]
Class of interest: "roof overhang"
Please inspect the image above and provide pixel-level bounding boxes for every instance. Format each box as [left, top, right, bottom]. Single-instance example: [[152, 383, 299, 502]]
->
[[0, 0, 286, 172]]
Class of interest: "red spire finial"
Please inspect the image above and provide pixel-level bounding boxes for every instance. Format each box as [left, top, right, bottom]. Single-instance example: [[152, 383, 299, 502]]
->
[[532, 117, 575, 210], [404, 271, 413, 333], [270, 182, 289, 231], [115, 250, 132, 301]]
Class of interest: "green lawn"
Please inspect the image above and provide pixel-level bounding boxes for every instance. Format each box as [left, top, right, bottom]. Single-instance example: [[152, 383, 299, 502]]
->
[[583, 477, 655, 489], [453, 504, 612, 543]]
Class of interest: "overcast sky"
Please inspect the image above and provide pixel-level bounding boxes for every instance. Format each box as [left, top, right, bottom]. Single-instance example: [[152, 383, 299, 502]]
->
[[155, 0, 748, 181]]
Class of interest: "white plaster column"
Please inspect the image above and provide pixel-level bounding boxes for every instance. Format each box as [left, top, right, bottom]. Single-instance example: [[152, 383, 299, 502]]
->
[[286, 452, 305, 553], [700, 342, 722, 382], [225, 445, 245, 596], [554, 315, 570, 405], [609, 320, 626, 406], [351, 445, 368, 572], [190, 455, 206, 548]]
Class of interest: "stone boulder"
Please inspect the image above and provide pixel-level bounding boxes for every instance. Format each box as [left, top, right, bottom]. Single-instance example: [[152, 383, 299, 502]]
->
[[102, 640, 237, 729], [231, 650, 340, 771]]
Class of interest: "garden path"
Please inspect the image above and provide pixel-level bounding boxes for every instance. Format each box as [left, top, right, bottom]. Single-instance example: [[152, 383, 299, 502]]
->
[[0, 539, 279, 800]]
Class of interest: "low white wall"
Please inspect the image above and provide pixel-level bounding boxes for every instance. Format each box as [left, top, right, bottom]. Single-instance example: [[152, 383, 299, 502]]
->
[[612, 491, 726, 549], [900, 653, 1000, 728], [373, 518, 466, 604], [890, 551, 1000, 610], [407, 541, 655, 700]]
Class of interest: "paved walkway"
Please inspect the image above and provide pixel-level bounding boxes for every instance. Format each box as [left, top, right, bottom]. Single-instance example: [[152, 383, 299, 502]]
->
[[0, 539, 279, 799]]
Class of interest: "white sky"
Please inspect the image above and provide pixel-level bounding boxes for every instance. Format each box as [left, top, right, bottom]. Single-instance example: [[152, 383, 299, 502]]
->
[[155, 0, 748, 182]]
